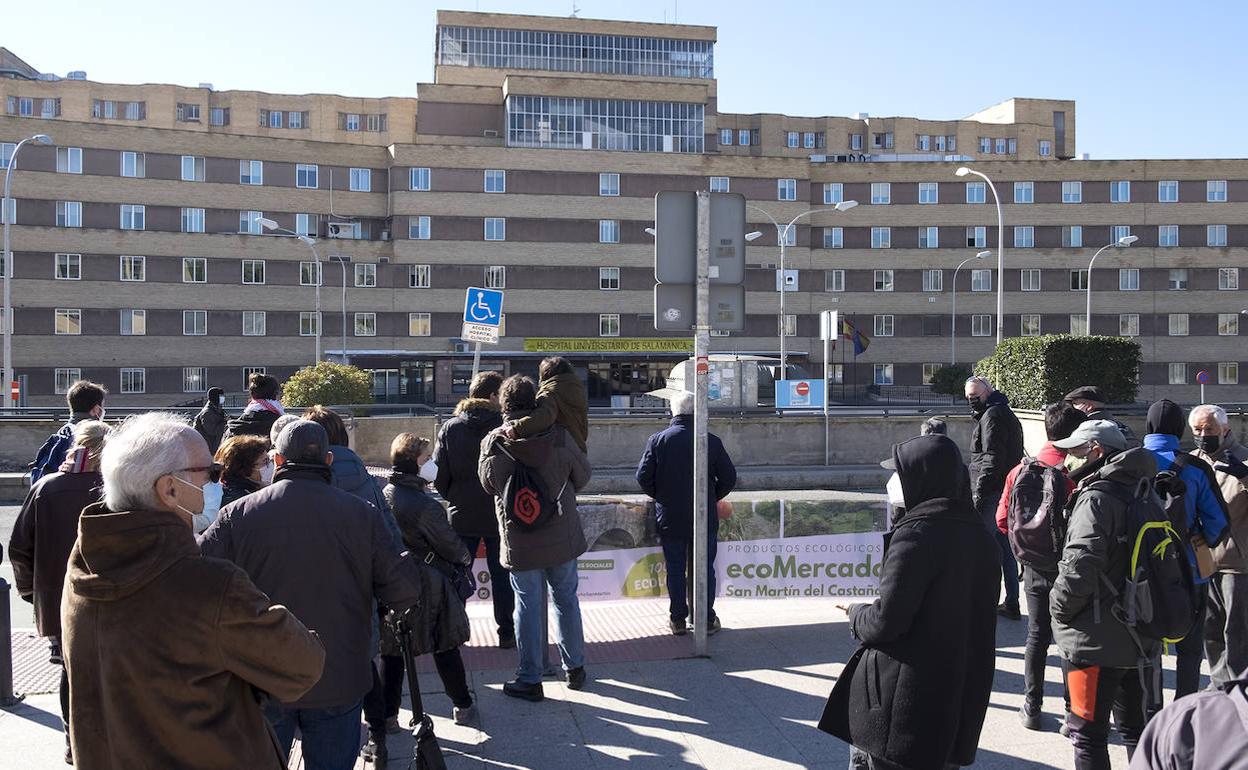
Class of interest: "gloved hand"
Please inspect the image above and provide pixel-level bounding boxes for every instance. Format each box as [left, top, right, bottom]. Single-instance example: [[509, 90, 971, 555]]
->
[[1215, 459, 1248, 480]]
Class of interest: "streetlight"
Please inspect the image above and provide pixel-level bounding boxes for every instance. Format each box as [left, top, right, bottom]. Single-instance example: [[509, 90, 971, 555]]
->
[[748, 200, 858, 377], [952, 251, 993, 365], [328, 255, 351, 364], [1085, 234, 1138, 334], [2, 133, 52, 407], [955, 167, 1004, 346], [257, 218, 322, 365]]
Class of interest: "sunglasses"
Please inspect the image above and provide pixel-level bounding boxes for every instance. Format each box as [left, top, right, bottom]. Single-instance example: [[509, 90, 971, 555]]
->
[[178, 463, 223, 483]]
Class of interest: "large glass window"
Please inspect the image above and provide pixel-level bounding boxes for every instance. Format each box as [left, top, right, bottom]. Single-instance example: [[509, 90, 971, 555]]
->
[[1062, 181, 1082, 203], [823, 183, 843, 205], [121, 309, 146, 336], [1158, 225, 1178, 247], [506, 95, 704, 153]]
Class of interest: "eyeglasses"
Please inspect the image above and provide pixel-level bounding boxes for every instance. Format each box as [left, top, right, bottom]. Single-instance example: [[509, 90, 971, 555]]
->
[[177, 463, 223, 482]]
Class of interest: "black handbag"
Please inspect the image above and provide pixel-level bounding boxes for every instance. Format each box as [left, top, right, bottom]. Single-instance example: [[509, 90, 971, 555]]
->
[[412, 545, 476, 602]]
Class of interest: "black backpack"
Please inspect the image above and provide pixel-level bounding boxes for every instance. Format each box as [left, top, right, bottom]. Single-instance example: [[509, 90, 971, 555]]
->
[[1005, 458, 1070, 571], [497, 444, 563, 531]]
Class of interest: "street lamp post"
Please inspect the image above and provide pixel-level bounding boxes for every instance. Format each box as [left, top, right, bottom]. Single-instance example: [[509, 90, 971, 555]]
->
[[747, 201, 858, 378], [329, 255, 350, 364], [2, 134, 52, 406], [1085, 235, 1138, 334], [952, 251, 993, 365], [257, 218, 322, 365], [955, 167, 1004, 346]]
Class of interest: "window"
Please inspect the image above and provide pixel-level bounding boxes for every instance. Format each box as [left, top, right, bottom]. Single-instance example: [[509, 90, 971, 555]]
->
[[922, 316, 942, 337], [120, 369, 145, 394], [1220, 363, 1240, 385], [1168, 313, 1190, 336], [241, 367, 267, 389], [241, 260, 265, 285], [1208, 180, 1228, 202], [408, 265, 431, 289], [873, 364, 894, 386], [1021, 314, 1041, 337], [120, 255, 145, 282], [995, 138, 1008, 154], [299, 312, 320, 336], [181, 155, 205, 182], [739, 129, 751, 146], [874, 269, 894, 292], [1158, 180, 1179, 203], [296, 164, 319, 189], [1, 198, 11, 227], [1219, 313, 1240, 336], [1168, 363, 1187, 385], [1220, 267, 1239, 290], [599, 314, 621, 337], [719, 128, 733, 146], [0, 142, 14, 170], [1110, 181, 1130, 203], [966, 182, 986, 204], [922, 363, 942, 384], [407, 313, 431, 337], [1158, 225, 1179, 247], [972, 314, 992, 337], [825, 270, 845, 292], [779, 315, 797, 337], [966, 226, 986, 248], [343, 113, 360, 131], [56, 147, 82, 174], [1119, 268, 1140, 291], [1070, 315, 1088, 337], [871, 132, 894, 149], [120, 151, 145, 178], [922, 269, 943, 292], [871, 182, 891, 205], [874, 314, 895, 337], [183, 310, 207, 335], [823, 183, 843, 205], [354, 312, 377, 336], [918, 183, 938, 204], [182, 367, 206, 393], [484, 218, 506, 241], [349, 168, 371, 192], [485, 265, 506, 289], [709, 176, 729, 193], [598, 267, 620, 290], [120, 309, 145, 336], [1070, 269, 1089, 291], [1039, 140, 1052, 157], [1112, 225, 1132, 242], [209, 107, 229, 126], [54, 369, 80, 395], [242, 311, 266, 336], [1169, 269, 1188, 290], [484, 169, 506, 193], [971, 269, 992, 292], [1062, 181, 1082, 203], [296, 213, 318, 238], [181, 207, 205, 233], [239, 210, 263, 235], [979, 137, 992, 154], [777, 178, 797, 201], [1014, 226, 1035, 248], [354, 263, 376, 288], [599, 219, 620, 243], [56, 201, 82, 228], [871, 227, 891, 249], [1020, 269, 1041, 292], [410, 167, 431, 191], [850, 133, 864, 150], [409, 216, 430, 240], [1062, 225, 1082, 248], [780, 227, 796, 247], [1208, 225, 1228, 247], [919, 226, 938, 248], [300, 262, 322, 286], [916, 134, 931, 151], [1120, 314, 1140, 337], [598, 172, 620, 196], [1014, 181, 1034, 203], [120, 205, 145, 231], [55, 253, 81, 280], [183, 257, 207, 283], [240, 160, 263, 185], [823, 227, 843, 249], [805, 132, 817, 149], [786, 131, 799, 148], [289, 111, 306, 129], [261, 109, 283, 128]]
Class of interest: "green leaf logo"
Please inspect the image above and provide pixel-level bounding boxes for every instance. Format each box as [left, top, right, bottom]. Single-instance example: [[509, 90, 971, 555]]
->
[[622, 552, 668, 597]]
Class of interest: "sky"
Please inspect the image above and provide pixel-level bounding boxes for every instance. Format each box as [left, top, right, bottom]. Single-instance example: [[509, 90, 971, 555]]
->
[[6, 0, 1246, 159]]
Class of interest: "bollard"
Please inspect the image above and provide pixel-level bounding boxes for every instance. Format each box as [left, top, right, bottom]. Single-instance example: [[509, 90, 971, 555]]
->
[[1, 576, 24, 707]]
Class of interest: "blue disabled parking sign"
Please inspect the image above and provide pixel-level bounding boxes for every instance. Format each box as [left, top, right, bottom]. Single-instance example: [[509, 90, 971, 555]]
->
[[462, 287, 504, 343]]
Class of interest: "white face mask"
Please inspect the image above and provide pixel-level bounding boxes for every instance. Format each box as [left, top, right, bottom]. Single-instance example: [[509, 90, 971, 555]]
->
[[418, 458, 439, 483], [260, 458, 275, 485], [174, 475, 222, 533], [217, 395, 225, 406]]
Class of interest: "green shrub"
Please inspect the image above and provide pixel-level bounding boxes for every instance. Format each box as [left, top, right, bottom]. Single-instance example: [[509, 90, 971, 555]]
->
[[281, 362, 374, 409], [974, 335, 1140, 409], [930, 364, 972, 395]]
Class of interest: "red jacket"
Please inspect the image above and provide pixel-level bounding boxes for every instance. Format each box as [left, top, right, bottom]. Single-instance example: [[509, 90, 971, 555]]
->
[[995, 442, 1075, 534]]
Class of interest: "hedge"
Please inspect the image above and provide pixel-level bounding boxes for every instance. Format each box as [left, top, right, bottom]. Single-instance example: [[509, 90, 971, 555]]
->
[[281, 361, 374, 409], [973, 335, 1140, 409]]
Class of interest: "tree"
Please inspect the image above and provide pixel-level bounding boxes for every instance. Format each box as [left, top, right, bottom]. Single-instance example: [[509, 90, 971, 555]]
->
[[930, 364, 972, 396], [974, 335, 1140, 409], [281, 362, 373, 408]]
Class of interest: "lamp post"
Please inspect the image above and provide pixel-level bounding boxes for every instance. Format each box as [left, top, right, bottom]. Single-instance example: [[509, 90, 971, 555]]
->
[[952, 251, 993, 365], [2, 133, 52, 407], [1085, 234, 1138, 335], [747, 201, 858, 378], [257, 218, 322, 365], [955, 167, 1004, 346]]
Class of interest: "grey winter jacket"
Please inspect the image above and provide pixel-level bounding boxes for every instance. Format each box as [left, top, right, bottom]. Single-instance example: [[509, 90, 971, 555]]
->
[[1050, 447, 1161, 668], [1129, 678, 1248, 770]]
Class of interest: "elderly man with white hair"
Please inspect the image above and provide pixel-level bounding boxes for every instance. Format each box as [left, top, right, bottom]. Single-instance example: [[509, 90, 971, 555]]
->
[[1191, 403, 1248, 688], [636, 390, 737, 636], [60, 412, 325, 770]]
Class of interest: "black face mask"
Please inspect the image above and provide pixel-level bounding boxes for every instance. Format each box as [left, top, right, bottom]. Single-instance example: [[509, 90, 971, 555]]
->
[[968, 396, 986, 414], [1196, 434, 1223, 455]]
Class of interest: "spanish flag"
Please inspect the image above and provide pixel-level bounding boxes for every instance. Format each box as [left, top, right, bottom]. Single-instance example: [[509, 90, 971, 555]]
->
[[842, 318, 870, 356]]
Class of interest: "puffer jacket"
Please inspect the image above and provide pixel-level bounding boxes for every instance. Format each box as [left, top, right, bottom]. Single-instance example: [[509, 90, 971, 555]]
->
[[1050, 447, 1162, 668], [967, 389, 1024, 513], [434, 398, 504, 538], [1194, 434, 1248, 574], [328, 443, 401, 545], [508, 372, 590, 453], [479, 416, 592, 572]]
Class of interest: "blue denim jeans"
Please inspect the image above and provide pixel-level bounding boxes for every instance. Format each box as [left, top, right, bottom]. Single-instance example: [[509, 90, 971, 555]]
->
[[265, 700, 363, 770], [510, 559, 585, 684]]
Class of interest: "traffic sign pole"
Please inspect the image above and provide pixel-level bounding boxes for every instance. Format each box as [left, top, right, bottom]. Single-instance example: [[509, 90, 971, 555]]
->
[[693, 190, 711, 657], [471, 342, 483, 381]]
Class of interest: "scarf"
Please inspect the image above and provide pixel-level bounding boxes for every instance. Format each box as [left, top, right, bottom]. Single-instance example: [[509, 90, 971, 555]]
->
[[244, 399, 284, 416], [59, 446, 100, 474]]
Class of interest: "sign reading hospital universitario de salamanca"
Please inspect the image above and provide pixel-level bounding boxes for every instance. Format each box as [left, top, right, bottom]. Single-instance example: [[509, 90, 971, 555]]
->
[[523, 338, 694, 353]]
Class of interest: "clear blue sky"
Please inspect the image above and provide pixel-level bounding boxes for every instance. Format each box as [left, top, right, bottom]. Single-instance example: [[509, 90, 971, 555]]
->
[[9, 0, 1245, 159]]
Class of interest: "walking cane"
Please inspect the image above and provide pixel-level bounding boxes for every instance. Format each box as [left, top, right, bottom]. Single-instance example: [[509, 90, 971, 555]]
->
[[394, 608, 448, 770]]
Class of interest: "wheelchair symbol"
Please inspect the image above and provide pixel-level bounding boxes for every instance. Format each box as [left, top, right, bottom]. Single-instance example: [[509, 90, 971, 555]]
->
[[468, 291, 497, 323]]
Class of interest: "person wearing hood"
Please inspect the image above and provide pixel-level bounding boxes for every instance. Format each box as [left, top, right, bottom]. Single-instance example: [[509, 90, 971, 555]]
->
[[505, 356, 590, 453], [1049, 421, 1157, 769], [199, 419, 422, 769], [1064, 385, 1138, 448], [223, 373, 284, 441], [8, 419, 109, 761], [1188, 404, 1248, 690], [434, 371, 514, 648], [63, 413, 325, 770], [194, 386, 229, 453], [480, 375, 592, 702], [30, 379, 106, 485], [964, 375, 1025, 619], [1143, 398, 1229, 698], [637, 390, 737, 635], [819, 434, 999, 770]]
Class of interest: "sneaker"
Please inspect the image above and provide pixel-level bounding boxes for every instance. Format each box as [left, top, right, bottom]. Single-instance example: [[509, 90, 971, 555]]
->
[[452, 704, 477, 725], [384, 716, 402, 734], [707, 616, 722, 635], [498, 630, 516, 650], [502, 679, 545, 702], [669, 619, 688, 636], [1019, 704, 1042, 731], [566, 666, 587, 691], [64, 739, 73, 766], [1059, 717, 1071, 738], [361, 729, 388, 765], [997, 602, 1022, 621]]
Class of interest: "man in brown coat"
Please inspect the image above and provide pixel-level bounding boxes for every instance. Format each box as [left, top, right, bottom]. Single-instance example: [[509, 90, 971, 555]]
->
[[62, 412, 325, 770]]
